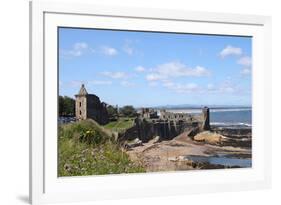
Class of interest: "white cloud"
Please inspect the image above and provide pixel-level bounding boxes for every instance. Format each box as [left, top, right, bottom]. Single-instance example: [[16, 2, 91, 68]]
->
[[120, 81, 135, 87], [162, 81, 175, 88], [146, 73, 163, 81], [241, 68, 251, 75], [61, 80, 112, 90], [61, 43, 119, 58], [60, 42, 90, 57], [68, 80, 84, 88], [219, 85, 235, 93], [123, 39, 138, 55], [219, 46, 251, 75], [123, 45, 134, 55], [217, 80, 238, 93], [148, 82, 158, 87], [101, 71, 127, 79], [101, 46, 118, 56], [219, 45, 242, 58], [161, 79, 242, 94], [163, 81, 200, 93], [237, 56, 251, 75], [237, 56, 251, 66], [73, 42, 88, 50], [208, 80, 251, 95], [135, 66, 146, 72], [89, 80, 112, 85], [207, 83, 215, 91], [145, 62, 210, 81]]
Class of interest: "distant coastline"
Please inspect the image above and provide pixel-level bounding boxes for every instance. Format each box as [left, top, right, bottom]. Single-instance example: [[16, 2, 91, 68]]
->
[[145, 104, 252, 110], [162, 107, 252, 128]]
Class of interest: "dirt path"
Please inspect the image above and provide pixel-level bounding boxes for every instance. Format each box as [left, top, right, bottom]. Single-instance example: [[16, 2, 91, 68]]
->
[[126, 131, 251, 172]]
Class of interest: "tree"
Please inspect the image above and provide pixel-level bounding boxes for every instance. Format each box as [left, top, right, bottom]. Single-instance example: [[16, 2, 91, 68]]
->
[[119, 105, 137, 117], [59, 96, 75, 116], [59, 96, 64, 116], [107, 105, 118, 119]]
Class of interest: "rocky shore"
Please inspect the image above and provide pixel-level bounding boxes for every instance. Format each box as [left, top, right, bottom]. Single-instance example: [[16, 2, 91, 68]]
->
[[125, 126, 252, 172]]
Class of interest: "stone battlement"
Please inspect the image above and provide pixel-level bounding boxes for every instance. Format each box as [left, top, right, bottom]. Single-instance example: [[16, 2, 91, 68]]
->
[[140, 108, 159, 119], [139, 108, 209, 125], [119, 107, 210, 143], [160, 109, 192, 121]]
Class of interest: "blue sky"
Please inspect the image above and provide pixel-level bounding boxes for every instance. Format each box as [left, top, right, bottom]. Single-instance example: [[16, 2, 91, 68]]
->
[[59, 27, 252, 107]]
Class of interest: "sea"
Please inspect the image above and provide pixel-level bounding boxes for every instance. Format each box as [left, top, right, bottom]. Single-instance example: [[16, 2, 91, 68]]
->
[[163, 107, 252, 168], [164, 107, 252, 128]]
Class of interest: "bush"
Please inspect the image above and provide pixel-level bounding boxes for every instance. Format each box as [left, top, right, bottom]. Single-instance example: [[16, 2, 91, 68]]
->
[[59, 119, 112, 142], [79, 130, 104, 145], [58, 119, 145, 176]]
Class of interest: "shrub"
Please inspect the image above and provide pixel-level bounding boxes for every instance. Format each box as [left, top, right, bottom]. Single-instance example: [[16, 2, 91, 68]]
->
[[58, 119, 145, 176], [59, 119, 112, 143], [79, 130, 103, 145]]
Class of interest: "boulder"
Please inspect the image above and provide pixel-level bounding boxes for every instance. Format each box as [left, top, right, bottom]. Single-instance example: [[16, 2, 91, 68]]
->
[[150, 136, 161, 144], [124, 138, 143, 149], [193, 131, 227, 145], [186, 127, 199, 139]]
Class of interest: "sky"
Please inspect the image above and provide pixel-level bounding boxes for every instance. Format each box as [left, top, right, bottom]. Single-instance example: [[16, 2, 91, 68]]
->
[[59, 27, 252, 107]]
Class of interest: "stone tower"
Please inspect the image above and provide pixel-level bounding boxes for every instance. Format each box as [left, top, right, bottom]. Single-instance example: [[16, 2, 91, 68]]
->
[[75, 84, 88, 120], [75, 84, 109, 125], [202, 107, 210, 131]]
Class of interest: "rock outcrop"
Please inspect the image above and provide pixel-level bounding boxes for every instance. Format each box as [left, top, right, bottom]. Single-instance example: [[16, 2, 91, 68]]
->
[[194, 131, 226, 145], [193, 129, 252, 148]]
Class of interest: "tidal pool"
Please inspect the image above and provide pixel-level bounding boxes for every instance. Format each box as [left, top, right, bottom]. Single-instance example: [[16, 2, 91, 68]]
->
[[185, 155, 252, 168]]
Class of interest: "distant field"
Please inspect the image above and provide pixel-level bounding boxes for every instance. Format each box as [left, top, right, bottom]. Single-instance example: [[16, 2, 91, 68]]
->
[[103, 117, 135, 133]]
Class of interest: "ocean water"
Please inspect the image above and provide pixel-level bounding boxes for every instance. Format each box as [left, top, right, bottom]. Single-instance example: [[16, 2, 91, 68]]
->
[[210, 109, 252, 127], [165, 108, 252, 127], [185, 155, 252, 168]]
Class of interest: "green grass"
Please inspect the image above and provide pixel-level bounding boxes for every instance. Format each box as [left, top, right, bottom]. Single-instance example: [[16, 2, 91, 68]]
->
[[58, 119, 144, 176], [103, 117, 134, 133]]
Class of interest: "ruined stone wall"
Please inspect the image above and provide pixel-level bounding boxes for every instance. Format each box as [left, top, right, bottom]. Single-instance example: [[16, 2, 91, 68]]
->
[[75, 94, 109, 125], [86, 95, 109, 125], [86, 95, 101, 122], [140, 108, 158, 119], [202, 107, 210, 131], [160, 110, 191, 121], [119, 108, 210, 142], [99, 103, 109, 125], [119, 118, 200, 143]]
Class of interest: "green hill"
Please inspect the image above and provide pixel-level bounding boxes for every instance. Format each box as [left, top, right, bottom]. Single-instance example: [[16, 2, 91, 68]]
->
[[58, 119, 144, 176]]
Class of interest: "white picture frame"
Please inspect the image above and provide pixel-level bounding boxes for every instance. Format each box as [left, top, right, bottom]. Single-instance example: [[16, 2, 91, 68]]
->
[[30, 1, 272, 204]]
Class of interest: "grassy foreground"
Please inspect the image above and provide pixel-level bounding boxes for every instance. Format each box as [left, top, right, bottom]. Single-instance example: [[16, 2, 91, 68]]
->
[[58, 119, 144, 176]]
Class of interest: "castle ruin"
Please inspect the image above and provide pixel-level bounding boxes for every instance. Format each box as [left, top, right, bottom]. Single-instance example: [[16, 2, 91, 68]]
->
[[119, 107, 210, 143], [75, 84, 109, 125], [74, 84, 210, 141]]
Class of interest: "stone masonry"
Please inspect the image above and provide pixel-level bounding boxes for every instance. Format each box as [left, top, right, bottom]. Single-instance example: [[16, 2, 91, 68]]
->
[[119, 107, 210, 142], [75, 84, 109, 125]]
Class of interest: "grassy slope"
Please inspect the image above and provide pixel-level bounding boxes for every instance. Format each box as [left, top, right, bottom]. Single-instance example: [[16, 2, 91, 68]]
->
[[58, 119, 144, 176], [103, 117, 134, 133]]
